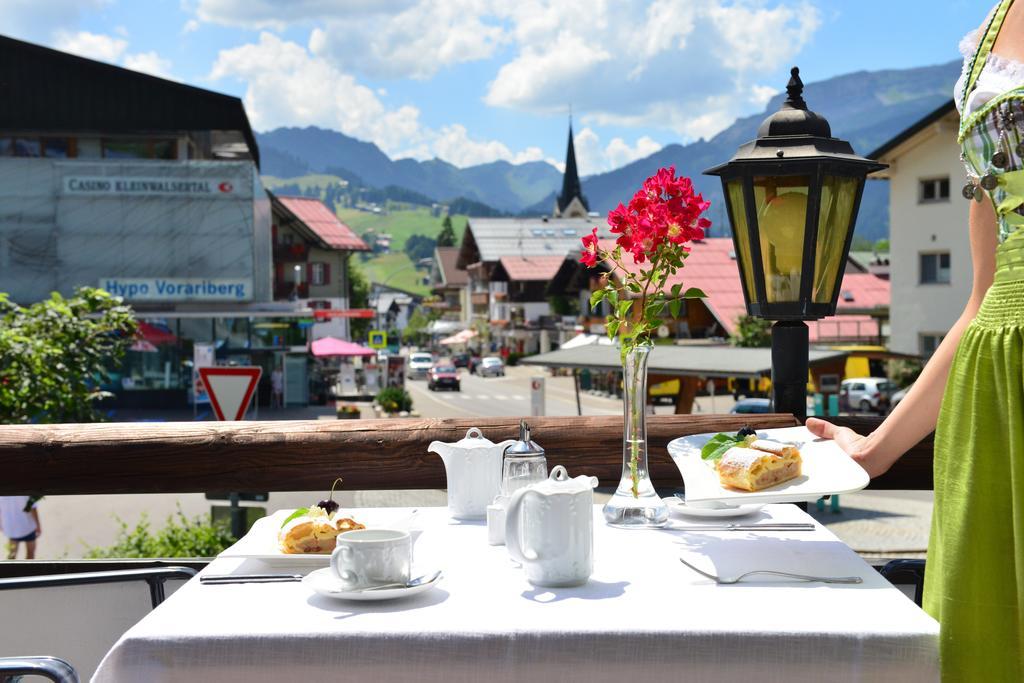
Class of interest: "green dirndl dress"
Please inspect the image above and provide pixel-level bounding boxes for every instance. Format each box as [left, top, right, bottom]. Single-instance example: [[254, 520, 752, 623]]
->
[[924, 1, 1024, 678]]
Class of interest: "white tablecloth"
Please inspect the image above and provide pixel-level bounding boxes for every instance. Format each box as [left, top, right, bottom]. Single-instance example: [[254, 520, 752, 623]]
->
[[93, 505, 938, 683]]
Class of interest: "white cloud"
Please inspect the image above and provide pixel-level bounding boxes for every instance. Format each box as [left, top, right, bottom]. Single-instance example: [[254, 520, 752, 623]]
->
[[123, 51, 174, 78], [194, 0, 413, 30], [53, 29, 127, 62], [573, 127, 663, 174], [307, 0, 504, 80], [485, 0, 821, 140], [51, 30, 176, 80], [209, 33, 549, 169], [182, 19, 201, 34]]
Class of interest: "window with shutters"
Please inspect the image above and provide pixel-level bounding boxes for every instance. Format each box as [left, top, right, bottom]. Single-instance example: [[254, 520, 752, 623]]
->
[[310, 262, 330, 286]]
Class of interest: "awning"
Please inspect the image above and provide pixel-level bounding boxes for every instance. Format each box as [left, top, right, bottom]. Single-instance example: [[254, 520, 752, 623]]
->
[[137, 321, 177, 344], [560, 333, 614, 349], [310, 337, 376, 357], [428, 319, 462, 335], [524, 344, 848, 379], [439, 329, 478, 345]]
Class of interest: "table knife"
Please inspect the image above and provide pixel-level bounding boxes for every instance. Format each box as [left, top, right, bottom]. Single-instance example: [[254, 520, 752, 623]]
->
[[201, 573, 303, 584], [670, 523, 816, 532]]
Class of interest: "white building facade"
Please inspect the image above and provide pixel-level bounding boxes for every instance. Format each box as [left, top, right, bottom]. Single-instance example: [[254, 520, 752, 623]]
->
[[871, 102, 971, 356]]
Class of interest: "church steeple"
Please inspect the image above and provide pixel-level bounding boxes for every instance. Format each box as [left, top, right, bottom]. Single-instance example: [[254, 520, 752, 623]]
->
[[554, 119, 589, 218]]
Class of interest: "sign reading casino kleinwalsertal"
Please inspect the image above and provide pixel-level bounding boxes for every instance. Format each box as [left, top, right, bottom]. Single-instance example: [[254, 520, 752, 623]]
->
[[64, 176, 244, 197], [101, 278, 253, 301]]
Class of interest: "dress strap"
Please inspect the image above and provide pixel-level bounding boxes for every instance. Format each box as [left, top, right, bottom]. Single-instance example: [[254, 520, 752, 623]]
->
[[963, 0, 1015, 115]]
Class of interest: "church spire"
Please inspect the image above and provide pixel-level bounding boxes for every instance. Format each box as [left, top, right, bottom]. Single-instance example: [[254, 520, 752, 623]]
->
[[555, 118, 589, 217]]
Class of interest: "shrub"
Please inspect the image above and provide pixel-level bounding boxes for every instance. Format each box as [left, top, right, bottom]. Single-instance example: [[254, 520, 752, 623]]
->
[[84, 506, 235, 558], [506, 352, 525, 367], [376, 386, 413, 414]]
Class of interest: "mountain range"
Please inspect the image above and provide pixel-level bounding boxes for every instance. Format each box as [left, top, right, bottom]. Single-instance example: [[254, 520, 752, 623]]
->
[[258, 59, 962, 241]]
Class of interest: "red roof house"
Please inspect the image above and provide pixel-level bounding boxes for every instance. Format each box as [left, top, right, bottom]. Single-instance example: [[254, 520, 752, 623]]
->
[[602, 238, 889, 343]]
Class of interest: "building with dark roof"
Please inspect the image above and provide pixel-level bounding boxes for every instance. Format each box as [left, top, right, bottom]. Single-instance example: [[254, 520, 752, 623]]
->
[[0, 35, 367, 408], [868, 100, 968, 356]]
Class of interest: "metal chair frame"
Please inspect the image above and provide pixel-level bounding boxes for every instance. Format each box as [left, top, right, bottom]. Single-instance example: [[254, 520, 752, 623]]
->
[[0, 566, 197, 682]]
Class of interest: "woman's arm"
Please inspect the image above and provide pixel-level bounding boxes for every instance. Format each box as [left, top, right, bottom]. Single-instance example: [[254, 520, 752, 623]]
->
[[806, 197, 999, 476]]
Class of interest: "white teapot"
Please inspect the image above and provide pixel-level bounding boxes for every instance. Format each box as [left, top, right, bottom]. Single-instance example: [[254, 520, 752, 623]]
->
[[505, 465, 598, 587], [429, 427, 515, 520]]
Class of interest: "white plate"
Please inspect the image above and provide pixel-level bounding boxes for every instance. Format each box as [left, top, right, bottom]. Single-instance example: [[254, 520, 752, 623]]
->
[[219, 509, 419, 567], [304, 567, 441, 601], [663, 496, 764, 519], [666, 426, 869, 505]]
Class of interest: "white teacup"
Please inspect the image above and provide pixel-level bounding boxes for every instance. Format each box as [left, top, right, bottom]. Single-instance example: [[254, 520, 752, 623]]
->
[[330, 529, 411, 591]]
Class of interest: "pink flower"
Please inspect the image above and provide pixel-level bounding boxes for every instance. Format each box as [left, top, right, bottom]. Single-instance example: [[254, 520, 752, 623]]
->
[[580, 227, 600, 268]]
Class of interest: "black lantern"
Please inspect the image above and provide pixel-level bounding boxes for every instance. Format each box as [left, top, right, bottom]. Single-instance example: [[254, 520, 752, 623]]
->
[[704, 67, 886, 419]]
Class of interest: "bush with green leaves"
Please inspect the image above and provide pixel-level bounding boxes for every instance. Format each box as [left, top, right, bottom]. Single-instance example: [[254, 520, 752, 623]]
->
[[376, 386, 413, 414], [0, 287, 137, 424], [730, 314, 772, 348], [84, 506, 235, 559]]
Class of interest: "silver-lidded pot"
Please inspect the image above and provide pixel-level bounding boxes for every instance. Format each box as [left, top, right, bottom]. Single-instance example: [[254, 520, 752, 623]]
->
[[500, 419, 548, 498]]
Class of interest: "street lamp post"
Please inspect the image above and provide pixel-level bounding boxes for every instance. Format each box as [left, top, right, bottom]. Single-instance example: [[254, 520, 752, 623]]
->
[[704, 67, 886, 420]]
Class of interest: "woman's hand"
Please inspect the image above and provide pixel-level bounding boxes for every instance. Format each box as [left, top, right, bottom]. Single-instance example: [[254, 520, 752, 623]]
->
[[805, 417, 895, 478]]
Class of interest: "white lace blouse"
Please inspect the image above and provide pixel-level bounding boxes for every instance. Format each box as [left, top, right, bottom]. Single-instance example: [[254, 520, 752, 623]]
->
[[955, 25, 1024, 115]]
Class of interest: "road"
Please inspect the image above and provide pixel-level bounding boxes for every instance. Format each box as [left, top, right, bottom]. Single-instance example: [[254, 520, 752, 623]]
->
[[406, 365, 621, 418]]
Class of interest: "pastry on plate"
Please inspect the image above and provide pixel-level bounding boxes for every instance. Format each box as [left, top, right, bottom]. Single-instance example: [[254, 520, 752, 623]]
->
[[278, 506, 365, 554], [716, 440, 802, 492]]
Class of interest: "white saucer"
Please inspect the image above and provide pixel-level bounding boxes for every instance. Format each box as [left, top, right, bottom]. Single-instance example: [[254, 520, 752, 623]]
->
[[304, 568, 442, 601], [664, 496, 764, 519]]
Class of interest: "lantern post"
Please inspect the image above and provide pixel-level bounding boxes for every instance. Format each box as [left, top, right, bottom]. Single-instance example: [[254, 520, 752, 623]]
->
[[704, 67, 887, 420]]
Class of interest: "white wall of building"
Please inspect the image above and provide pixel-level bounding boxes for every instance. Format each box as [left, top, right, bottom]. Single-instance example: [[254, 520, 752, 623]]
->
[[882, 112, 971, 355]]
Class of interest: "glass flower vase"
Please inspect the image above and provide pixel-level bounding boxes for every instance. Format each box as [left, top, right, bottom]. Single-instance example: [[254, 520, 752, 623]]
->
[[602, 344, 669, 528]]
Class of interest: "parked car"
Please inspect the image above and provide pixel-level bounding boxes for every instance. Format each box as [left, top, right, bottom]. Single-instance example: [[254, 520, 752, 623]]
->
[[478, 356, 505, 377], [729, 397, 772, 414], [406, 352, 434, 379], [451, 352, 479, 370], [428, 364, 460, 391], [840, 377, 896, 413], [888, 383, 913, 412]]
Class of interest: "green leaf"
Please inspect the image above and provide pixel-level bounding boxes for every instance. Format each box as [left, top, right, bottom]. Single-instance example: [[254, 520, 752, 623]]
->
[[607, 287, 619, 309], [700, 433, 743, 461], [683, 287, 707, 299], [617, 300, 632, 318], [589, 289, 606, 311], [280, 507, 309, 528], [607, 319, 621, 339], [669, 298, 683, 319], [671, 282, 682, 297]]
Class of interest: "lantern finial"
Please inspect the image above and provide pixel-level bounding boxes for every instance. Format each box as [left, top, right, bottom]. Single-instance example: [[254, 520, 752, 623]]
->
[[784, 67, 806, 111]]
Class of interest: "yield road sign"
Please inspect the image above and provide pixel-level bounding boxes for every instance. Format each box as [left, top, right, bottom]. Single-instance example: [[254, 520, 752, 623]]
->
[[199, 366, 262, 421]]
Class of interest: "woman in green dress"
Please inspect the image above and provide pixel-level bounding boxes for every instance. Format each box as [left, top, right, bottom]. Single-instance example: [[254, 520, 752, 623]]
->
[[807, 1, 1024, 678]]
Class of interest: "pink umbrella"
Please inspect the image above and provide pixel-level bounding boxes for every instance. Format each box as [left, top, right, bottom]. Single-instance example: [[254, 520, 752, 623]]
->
[[310, 337, 377, 357]]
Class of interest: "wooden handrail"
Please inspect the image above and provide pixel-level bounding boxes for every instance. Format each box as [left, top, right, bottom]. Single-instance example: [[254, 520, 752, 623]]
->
[[0, 414, 931, 495]]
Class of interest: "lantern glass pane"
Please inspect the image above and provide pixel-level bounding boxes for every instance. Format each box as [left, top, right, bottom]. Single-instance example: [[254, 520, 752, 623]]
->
[[814, 175, 859, 303], [753, 175, 809, 303], [726, 180, 757, 304]]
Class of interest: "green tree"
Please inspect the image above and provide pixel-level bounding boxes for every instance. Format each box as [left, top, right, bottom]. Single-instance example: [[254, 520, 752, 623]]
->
[[404, 234, 437, 262], [730, 314, 772, 348], [0, 288, 137, 424], [436, 215, 457, 247], [874, 238, 890, 253], [347, 257, 372, 340]]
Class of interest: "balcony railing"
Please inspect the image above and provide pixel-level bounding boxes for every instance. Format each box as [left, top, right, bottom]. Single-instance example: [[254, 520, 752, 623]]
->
[[0, 415, 931, 496]]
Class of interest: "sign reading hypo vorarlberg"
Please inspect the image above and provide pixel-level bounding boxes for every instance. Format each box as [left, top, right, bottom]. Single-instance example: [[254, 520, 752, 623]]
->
[[101, 278, 253, 301]]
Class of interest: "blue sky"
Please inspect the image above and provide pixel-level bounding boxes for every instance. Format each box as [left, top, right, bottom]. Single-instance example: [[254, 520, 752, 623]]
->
[[4, 0, 982, 173]]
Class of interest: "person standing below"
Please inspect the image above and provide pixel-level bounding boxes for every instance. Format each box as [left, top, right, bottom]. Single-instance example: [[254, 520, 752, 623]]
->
[[810, 1, 1024, 677], [271, 366, 284, 409], [1, 496, 41, 560]]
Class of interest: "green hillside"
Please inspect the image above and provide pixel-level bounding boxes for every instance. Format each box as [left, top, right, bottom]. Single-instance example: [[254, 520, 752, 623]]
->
[[336, 207, 467, 296]]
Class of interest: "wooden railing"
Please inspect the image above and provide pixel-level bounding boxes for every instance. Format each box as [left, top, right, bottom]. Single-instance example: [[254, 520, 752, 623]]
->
[[0, 414, 932, 496]]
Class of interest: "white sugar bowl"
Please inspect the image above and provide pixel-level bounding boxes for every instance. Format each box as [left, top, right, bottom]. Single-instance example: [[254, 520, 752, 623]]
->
[[504, 465, 598, 587]]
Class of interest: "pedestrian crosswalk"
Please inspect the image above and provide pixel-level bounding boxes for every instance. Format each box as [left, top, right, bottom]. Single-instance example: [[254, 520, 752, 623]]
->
[[440, 392, 526, 402]]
